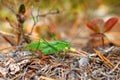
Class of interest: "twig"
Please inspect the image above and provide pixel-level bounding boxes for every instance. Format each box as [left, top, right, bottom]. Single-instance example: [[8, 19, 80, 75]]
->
[[29, 10, 59, 35], [0, 43, 26, 52], [36, 6, 40, 22], [108, 62, 120, 74], [11, 73, 22, 80], [0, 30, 15, 37], [29, 5, 37, 35], [94, 49, 115, 69], [5, 17, 19, 32], [1, 35, 16, 46], [21, 66, 28, 80], [29, 2, 60, 35], [1, 1, 16, 15], [40, 75, 56, 80], [37, 9, 60, 17]]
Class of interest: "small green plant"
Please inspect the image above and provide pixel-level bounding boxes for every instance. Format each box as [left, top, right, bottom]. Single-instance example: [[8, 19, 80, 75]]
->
[[86, 17, 118, 48], [25, 40, 70, 55]]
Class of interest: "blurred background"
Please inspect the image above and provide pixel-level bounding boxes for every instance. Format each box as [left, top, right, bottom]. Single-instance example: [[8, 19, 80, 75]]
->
[[0, 0, 120, 50]]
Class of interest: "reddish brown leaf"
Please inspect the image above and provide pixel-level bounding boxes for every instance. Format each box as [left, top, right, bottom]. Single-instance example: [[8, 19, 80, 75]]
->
[[40, 61, 45, 65], [0, 73, 4, 78], [104, 17, 118, 32], [90, 33, 105, 38], [40, 56, 50, 60], [86, 20, 100, 33]]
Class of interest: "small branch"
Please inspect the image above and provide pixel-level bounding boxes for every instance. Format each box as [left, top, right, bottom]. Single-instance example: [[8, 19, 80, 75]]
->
[[108, 62, 120, 74], [37, 9, 60, 17], [101, 37, 105, 48], [94, 49, 115, 69], [21, 66, 28, 80], [29, 5, 37, 35], [29, 5, 60, 35], [1, 1, 16, 15], [0, 31, 16, 46], [5, 17, 19, 33], [2, 35, 16, 46], [36, 6, 40, 22], [40, 76, 56, 80]]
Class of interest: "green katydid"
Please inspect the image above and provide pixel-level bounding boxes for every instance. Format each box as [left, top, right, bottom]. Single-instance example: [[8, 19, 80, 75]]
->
[[25, 40, 76, 55]]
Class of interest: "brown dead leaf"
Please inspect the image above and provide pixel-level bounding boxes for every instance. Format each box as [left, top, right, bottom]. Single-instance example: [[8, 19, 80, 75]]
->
[[40, 56, 50, 60], [39, 56, 50, 65], [0, 62, 3, 66], [0, 73, 4, 78], [118, 77, 120, 80], [25, 70, 35, 79], [0, 67, 8, 78], [40, 61, 45, 65], [110, 40, 120, 46], [94, 49, 115, 69]]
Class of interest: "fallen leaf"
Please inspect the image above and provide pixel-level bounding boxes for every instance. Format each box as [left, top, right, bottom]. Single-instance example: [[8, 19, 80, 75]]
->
[[40, 56, 50, 60], [110, 40, 120, 46], [0, 67, 8, 78]]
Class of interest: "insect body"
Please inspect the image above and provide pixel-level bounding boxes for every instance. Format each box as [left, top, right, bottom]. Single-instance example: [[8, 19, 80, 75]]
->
[[25, 40, 70, 55]]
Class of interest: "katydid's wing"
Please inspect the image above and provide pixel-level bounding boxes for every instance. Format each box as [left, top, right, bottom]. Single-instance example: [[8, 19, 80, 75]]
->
[[25, 40, 70, 55], [42, 40, 70, 55]]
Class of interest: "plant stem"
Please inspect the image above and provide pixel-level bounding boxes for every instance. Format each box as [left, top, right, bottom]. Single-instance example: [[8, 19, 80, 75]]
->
[[101, 37, 105, 48]]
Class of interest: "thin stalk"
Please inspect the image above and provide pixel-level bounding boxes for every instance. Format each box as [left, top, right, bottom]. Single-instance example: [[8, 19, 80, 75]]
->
[[101, 37, 105, 48]]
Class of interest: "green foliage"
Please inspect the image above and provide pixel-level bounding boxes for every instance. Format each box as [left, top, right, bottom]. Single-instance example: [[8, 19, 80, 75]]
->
[[25, 40, 70, 55]]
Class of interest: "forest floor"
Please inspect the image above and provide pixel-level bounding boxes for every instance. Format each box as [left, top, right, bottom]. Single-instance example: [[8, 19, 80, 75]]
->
[[0, 39, 120, 80]]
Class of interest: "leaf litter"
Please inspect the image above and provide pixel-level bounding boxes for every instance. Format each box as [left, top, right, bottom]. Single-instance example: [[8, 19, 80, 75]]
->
[[0, 44, 119, 80]]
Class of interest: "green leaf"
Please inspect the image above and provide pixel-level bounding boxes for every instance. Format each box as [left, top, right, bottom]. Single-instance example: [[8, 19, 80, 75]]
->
[[25, 40, 70, 55]]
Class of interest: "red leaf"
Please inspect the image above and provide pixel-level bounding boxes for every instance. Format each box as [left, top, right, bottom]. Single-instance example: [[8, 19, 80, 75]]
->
[[48, 24, 56, 32], [86, 19, 103, 33], [90, 33, 105, 38], [86, 22, 99, 33], [104, 17, 118, 32]]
